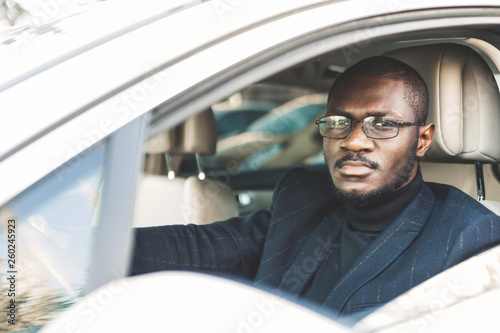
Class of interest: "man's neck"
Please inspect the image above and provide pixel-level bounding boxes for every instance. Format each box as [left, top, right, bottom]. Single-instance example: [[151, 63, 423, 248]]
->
[[345, 170, 423, 232]]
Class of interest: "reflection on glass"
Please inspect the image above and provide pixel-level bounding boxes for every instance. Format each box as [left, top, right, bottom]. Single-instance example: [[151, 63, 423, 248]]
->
[[0, 143, 106, 331]]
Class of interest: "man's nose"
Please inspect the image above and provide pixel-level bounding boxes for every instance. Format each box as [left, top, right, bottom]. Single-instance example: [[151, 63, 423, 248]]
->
[[340, 122, 375, 151]]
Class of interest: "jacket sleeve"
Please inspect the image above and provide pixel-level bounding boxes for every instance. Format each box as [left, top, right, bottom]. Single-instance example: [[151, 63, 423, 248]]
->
[[130, 208, 271, 280], [129, 168, 314, 280]]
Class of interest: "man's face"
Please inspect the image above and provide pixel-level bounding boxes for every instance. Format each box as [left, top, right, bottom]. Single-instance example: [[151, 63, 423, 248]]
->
[[323, 76, 420, 206]]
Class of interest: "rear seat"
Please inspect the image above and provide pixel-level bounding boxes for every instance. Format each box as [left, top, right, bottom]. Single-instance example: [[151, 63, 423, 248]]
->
[[133, 109, 239, 227]]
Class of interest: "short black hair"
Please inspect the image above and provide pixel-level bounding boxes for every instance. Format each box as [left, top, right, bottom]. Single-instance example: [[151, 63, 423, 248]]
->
[[328, 56, 429, 123]]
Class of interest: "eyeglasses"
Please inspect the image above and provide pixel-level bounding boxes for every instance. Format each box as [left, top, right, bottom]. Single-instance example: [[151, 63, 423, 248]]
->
[[315, 115, 424, 140]]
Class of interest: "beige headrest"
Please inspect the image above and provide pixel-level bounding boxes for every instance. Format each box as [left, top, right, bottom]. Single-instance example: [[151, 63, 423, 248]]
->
[[145, 108, 217, 155], [386, 44, 500, 163]]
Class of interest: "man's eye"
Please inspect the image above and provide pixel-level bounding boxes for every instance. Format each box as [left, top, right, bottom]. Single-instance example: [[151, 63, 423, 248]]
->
[[331, 120, 349, 127], [373, 121, 396, 129]]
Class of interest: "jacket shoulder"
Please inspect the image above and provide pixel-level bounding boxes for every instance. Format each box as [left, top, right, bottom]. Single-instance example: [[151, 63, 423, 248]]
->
[[426, 181, 497, 216], [425, 182, 500, 266]]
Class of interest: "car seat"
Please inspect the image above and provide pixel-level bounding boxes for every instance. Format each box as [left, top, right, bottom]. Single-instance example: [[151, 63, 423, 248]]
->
[[133, 108, 239, 227], [386, 44, 500, 214]]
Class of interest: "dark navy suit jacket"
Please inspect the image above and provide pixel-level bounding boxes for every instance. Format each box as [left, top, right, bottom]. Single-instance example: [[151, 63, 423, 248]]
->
[[131, 168, 500, 317]]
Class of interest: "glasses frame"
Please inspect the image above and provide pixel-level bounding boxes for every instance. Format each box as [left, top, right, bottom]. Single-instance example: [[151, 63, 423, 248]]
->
[[315, 115, 425, 140]]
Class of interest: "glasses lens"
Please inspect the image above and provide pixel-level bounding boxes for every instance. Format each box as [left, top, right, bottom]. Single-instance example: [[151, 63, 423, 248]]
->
[[365, 116, 399, 139], [319, 116, 351, 138]]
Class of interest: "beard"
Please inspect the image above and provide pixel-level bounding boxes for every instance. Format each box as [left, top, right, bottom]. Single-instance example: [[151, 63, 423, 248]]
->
[[329, 138, 418, 207]]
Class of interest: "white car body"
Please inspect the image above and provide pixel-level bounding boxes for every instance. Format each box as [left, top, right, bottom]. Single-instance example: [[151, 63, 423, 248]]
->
[[1, 0, 500, 331]]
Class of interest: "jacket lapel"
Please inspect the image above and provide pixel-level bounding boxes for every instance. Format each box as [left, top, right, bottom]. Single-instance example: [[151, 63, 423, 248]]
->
[[321, 183, 437, 314], [277, 212, 344, 297]]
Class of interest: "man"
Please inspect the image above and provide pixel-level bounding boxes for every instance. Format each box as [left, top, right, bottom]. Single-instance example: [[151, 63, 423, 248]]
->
[[131, 56, 500, 319]]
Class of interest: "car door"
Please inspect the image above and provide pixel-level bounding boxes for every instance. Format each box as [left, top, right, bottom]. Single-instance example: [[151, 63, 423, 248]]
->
[[3, 1, 500, 331]]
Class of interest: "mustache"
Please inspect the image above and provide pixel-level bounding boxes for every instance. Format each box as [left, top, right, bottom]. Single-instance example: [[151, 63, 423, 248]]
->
[[334, 153, 379, 169]]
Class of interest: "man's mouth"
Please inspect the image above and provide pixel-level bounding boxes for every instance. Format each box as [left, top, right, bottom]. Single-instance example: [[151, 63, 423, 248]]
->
[[334, 154, 378, 177]]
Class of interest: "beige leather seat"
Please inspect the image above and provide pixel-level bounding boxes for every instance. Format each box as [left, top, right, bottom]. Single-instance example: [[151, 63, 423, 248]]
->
[[386, 44, 500, 213], [133, 109, 239, 227]]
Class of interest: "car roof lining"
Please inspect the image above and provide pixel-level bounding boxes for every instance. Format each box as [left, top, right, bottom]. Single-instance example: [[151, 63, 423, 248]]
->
[[148, 8, 500, 140], [263, 28, 500, 93]]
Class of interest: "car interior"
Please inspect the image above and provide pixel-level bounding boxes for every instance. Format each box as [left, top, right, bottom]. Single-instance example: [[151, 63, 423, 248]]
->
[[133, 39, 500, 228], [134, 108, 239, 227]]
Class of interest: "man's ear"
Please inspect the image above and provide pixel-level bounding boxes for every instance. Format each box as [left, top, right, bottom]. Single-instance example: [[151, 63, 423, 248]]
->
[[416, 123, 435, 158]]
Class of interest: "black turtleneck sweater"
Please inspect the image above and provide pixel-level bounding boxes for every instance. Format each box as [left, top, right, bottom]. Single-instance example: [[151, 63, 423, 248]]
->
[[301, 171, 423, 305]]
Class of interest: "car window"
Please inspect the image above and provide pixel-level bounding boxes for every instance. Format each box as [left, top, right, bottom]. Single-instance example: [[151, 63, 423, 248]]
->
[[0, 142, 106, 331], [206, 83, 328, 173]]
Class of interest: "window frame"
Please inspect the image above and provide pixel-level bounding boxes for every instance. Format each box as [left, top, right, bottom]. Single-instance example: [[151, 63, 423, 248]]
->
[[86, 114, 149, 293]]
